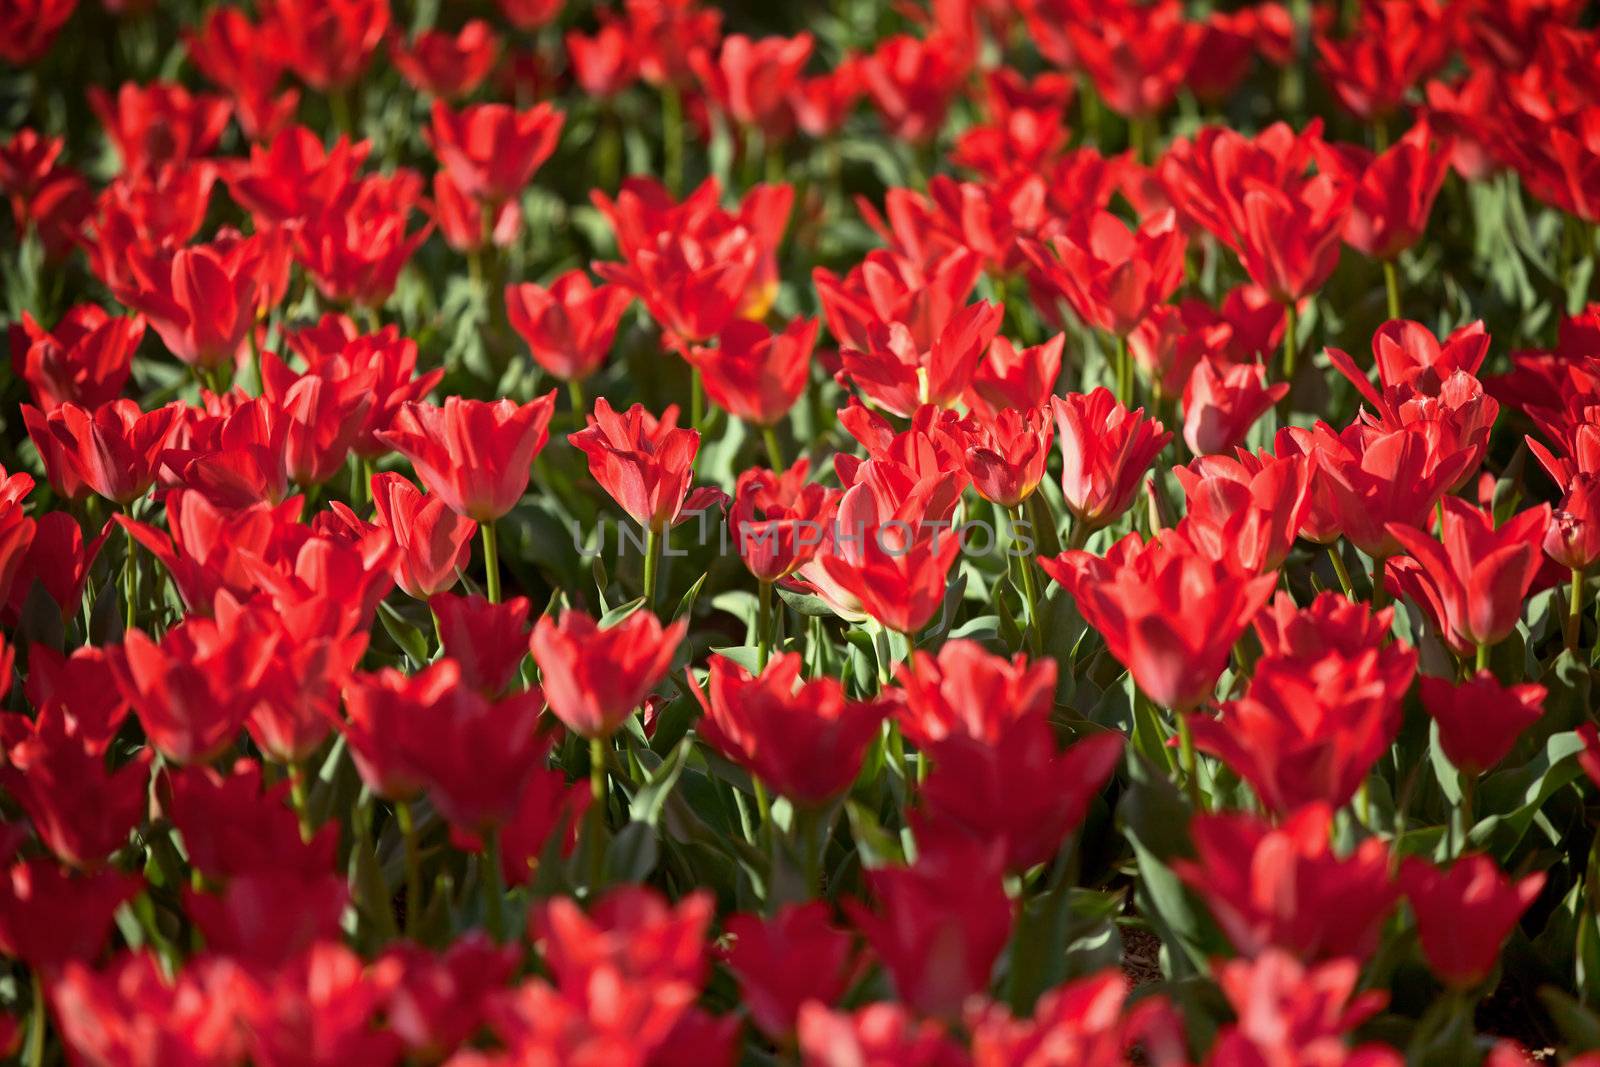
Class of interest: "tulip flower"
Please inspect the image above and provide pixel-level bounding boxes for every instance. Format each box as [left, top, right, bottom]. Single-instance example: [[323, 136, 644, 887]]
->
[[1051, 388, 1172, 533], [966, 333, 1064, 420], [87, 82, 232, 178], [118, 241, 261, 370], [1173, 804, 1399, 961], [1063, 0, 1199, 121], [1208, 951, 1396, 1067], [185, 7, 299, 141], [1174, 451, 1312, 575], [1420, 672, 1546, 778], [839, 300, 1003, 418], [729, 458, 835, 584], [292, 174, 432, 309], [390, 20, 499, 101], [722, 904, 860, 1040], [687, 653, 888, 808], [283, 317, 444, 460], [426, 100, 564, 208], [959, 405, 1052, 508], [844, 839, 1012, 1018], [0, 860, 142, 970], [1040, 528, 1277, 712], [1315, 0, 1456, 124], [798, 1003, 969, 1067], [429, 592, 530, 696], [0, 0, 75, 65], [690, 33, 815, 135], [859, 33, 969, 144], [566, 20, 638, 98], [1022, 210, 1186, 341], [12, 306, 141, 412], [24, 645, 130, 755], [1309, 420, 1476, 560], [24, 399, 180, 507], [1182, 359, 1289, 457], [788, 59, 863, 139], [262, 0, 389, 92], [818, 484, 963, 636], [50, 952, 250, 1066], [1400, 855, 1544, 989], [164, 759, 337, 882], [505, 271, 632, 396], [892, 640, 1056, 749], [1386, 498, 1552, 659], [369, 471, 476, 601], [397, 682, 548, 835], [1546, 473, 1600, 648], [530, 608, 686, 741], [689, 316, 818, 433]]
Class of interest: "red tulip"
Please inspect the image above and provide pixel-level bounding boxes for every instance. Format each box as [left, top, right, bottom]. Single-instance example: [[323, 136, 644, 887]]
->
[[24, 646, 129, 755], [1314, 122, 1453, 262], [51, 952, 248, 1067], [1420, 671, 1546, 777], [818, 483, 963, 635], [185, 7, 299, 141], [391, 20, 499, 100], [1386, 498, 1551, 650], [0, 0, 76, 65], [1173, 450, 1311, 575], [378, 935, 520, 1058], [959, 405, 1052, 508], [163, 759, 337, 882], [109, 596, 279, 765], [369, 471, 476, 600], [566, 20, 638, 98], [341, 661, 454, 801], [844, 839, 1012, 1018], [223, 125, 370, 228], [401, 678, 548, 834], [1208, 951, 1396, 1067], [283, 317, 443, 459], [505, 271, 632, 384], [450, 763, 591, 888], [1400, 855, 1544, 988], [1326, 319, 1490, 406], [1307, 420, 1476, 559], [722, 904, 860, 1040], [1173, 804, 1398, 961], [530, 608, 686, 739], [892, 640, 1055, 749], [729, 458, 835, 583], [430, 592, 530, 696], [814, 246, 980, 354], [292, 173, 432, 309], [966, 333, 1064, 420], [691, 33, 814, 134], [1546, 473, 1600, 570], [788, 59, 863, 139], [263, 0, 389, 91], [25, 399, 180, 506], [235, 943, 399, 1061], [1040, 528, 1277, 711], [1023, 210, 1185, 338], [840, 300, 1002, 418], [1182, 358, 1288, 457], [568, 397, 724, 532], [535, 884, 712, 993], [117, 241, 261, 370], [688, 653, 888, 807], [1051, 388, 1172, 530], [87, 82, 232, 178], [798, 1002, 968, 1067], [1315, 0, 1456, 122], [689, 316, 818, 427], [859, 33, 969, 144], [378, 393, 556, 522], [11, 306, 140, 412], [0, 859, 141, 969], [1064, 0, 1200, 119], [427, 100, 564, 208], [969, 971, 1188, 1067]]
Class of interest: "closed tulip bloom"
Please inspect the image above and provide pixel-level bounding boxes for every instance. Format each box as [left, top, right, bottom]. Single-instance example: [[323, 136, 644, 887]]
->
[[689, 316, 818, 427], [1174, 451, 1312, 574], [1310, 420, 1476, 559], [342, 661, 457, 801], [1315, 122, 1453, 262], [291, 175, 433, 308], [1315, 0, 1455, 122], [1173, 804, 1399, 962], [1039, 528, 1277, 711], [691, 33, 815, 134], [429, 592, 530, 696], [1545, 473, 1600, 570], [1182, 359, 1288, 457], [844, 839, 1013, 1018], [24, 645, 130, 755], [26, 399, 181, 505], [859, 33, 968, 145], [12, 306, 141, 412], [568, 398, 724, 532], [377, 393, 556, 522], [1236, 175, 1353, 305], [1064, 0, 1200, 119], [399, 681, 548, 834], [530, 608, 686, 739], [1051, 388, 1172, 530], [122, 242, 260, 369], [369, 471, 476, 600], [960, 406, 1052, 507], [687, 653, 888, 807], [1400, 855, 1544, 989], [566, 20, 637, 98], [87, 81, 232, 178], [390, 20, 499, 100], [260, 354, 375, 488], [262, 0, 389, 91], [505, 271, 632, 383], [722, 903, 860, 1040], [818, 485, 963, 635], [426, 100, 564, 207], [0, 0, 75, 65], [729, 458, 835, 583], [1386, 498, 1552, 650], [1023, 210, 1186, 338], [1421, 671, 1546, 777], [892, 640, 1056, 748]]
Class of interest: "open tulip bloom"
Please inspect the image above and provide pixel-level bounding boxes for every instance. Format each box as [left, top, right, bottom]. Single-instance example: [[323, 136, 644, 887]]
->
[[7, 2, 1600, 1064]]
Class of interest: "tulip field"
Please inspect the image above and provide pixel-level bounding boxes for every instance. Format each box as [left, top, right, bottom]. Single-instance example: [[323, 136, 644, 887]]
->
[[6, 0, 1600, 1063]]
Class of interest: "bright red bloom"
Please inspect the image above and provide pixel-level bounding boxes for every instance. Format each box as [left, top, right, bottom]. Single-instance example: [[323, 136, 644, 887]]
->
[[378, 935, 520, 1059], [341, 661, 452, 801], [0, 0, 76, 65], [378, 393, 556, 522], [391, 20, 499, 100], [841, 300, 1002, 418], [23, 646, 129, 755], [260, 353, 375, 487], [0, 501, 36, 606], [729, 458, 834, 582], [427, 100, 564, 207], [1401, 855, 1545, 988], [1316, 0, 1456, 122], [690, 316, 818, 426], [430, 592, 530, 696], [566, 20, 638, 98], [893, 640, 1055, 749], [789, 59, 863, 138], [234, 942, 400, 1063], [1314, 122, 1453, 261], [815, 246, 981, 354], [722, 903, 860, 1040], [530, 608, 686, 739], [1182, 359, 1288, 457], [691, 33, 814, 133], [688, 653, 888, 807], [1207, 951, 1398, 1067], [223, 125, 369, 227], [860, 33, 969, 144], [109, 597, 279, 765], [959, 406, 1052, 507], [798, 1002, 969, 1067], [535, 884, 711, 993], [1420, 671, 1547, 777], [185, 7, 299, 142], [119, 492, 302, 614], [966, 334, 1064, 420], [505, 271, 632, 384], [1327, 319, 1490, 405], [163, 759, 336, 884], [1040, 529, 1277, 711], [1386, 498, 1552, 650], [283, 316, 442, 459], [1546, 473, 1600, 570], [292, 172, 432, 308], [568, 397, 724, 532], [450, 761, 590, 888], [11, 306, 140, 412], [498, 0, 562, 30], [87, 82, 232, 178], [402, 677, 547, 834], [1174, 804, 1399, 961], [1066, 0, 1199, 119], [818, 483, 963, 635], [1050, 388, 1172, 530], [845, 839, 1012, 1018], [7, 510, 108, 622], [25, 399, 180, 506], [0, 707, 150, 870], [262, 0, 390, 91], [116, 241, 261, 370], [1023, 210, 1185, 338], [968, 971, 1189, 1067], [50, 952, 247, 1067], [369, 471, 476, 600], [1173, 450, 1311, 574], [624, 0, 723, 89], [0, 859, 141, 969]]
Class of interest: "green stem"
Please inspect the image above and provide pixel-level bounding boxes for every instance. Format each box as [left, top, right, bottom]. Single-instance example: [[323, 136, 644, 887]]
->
[[1011, 504, 1041, 655], [1113, 333, 1130, 408], [643, 526, 663, 607], [1281, 300, 1298, 387], [689, 366, 705, 431], [482, 825, 506, 942], [1371, 558, 1389, 609], [1476, 642, 1490, 673], [1458, 772, 1476, 857], [122, 517, 139, 633], [757, 579, 774, 672], [25, 969, 44, 1067], [752, 778, 772, 851], [396, 800, 421, 940], [588, 735, 608, 890], [481, 521, 501, 604], [568, 378, 587, 415], [662, 84, 685, 195], [1382, 259, 1402, 321], [1176, 712, 1203, 810], [590, 735, 607, 806], [1569, 568, 1585, 652], [1327, 544, 1355, 598], [761, 424, 785, 471], [288, 762, 312, 842]]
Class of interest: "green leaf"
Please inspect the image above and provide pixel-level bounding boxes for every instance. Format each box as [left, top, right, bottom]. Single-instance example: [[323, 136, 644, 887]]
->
[[377, 600, 429, 666], [599, 596, 646, 628], [605, 822, 660, 884], [630, 740, 690, 827]]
